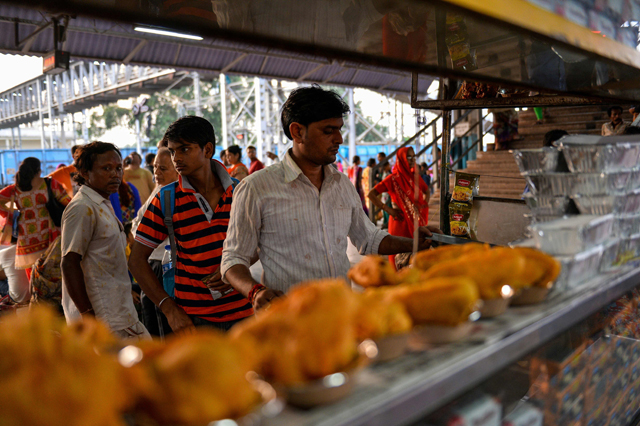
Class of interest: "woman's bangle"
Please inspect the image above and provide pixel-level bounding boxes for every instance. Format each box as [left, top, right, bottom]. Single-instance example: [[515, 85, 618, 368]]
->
[[80, 308, 94, 315], [158, 296, 171, 309], [247, 284, 266, 304]]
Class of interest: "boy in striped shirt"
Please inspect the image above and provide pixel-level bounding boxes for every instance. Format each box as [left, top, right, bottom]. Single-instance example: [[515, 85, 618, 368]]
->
[[129, 116, 253, 333]]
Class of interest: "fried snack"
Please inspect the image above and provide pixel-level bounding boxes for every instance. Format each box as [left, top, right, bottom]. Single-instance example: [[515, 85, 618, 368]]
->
[[380, 277, 479, 326], [423, 247, 526, 300], [348, 255, 399, 287], [353, 291, 412, 341], [510, 247, 561, 289], [0, 306, 134, 426], [412, 243, 490, 272], [231, 279, 360, 386], [137, 331, 260, 425]]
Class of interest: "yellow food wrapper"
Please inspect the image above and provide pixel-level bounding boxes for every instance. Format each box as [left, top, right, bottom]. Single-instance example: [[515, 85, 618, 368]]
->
[[451, 172, 480, 204], [449, 202, 472, 238]]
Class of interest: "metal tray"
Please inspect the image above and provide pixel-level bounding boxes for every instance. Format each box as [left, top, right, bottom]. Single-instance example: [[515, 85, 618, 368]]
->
[[615, 189, 640, 215], [618, 234, 640, 264], [529, 214, 614, 256], [524, 194, 571, 216], [524, 173, 574, 197], [572, 194, 615, 215], [571, 171, 635, 196], [555, 245, 604, 291], [561, 143, 640, 173], [614, 214, 640, 238], [513, 148, 560, 175]]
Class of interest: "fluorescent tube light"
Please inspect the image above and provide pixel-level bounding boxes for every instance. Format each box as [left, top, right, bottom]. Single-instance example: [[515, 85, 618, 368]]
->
[[134, 27, 203, 41]]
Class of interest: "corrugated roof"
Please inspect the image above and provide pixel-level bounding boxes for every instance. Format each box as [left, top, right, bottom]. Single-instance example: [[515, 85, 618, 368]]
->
[[0, 4, 434, 98]]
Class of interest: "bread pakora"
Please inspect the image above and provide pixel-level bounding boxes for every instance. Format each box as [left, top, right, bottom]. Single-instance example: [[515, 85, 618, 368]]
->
[[348, 255, 399, 287], [0, 307, 135, 426], [412, 243, 490, 272], [379, 277, 479, 326], [510, 247, 561, 289], [231, 279, 360, 386], [137, 331, 260, 425], [353, 291, 413, 340], [423, 247, 526, 299]]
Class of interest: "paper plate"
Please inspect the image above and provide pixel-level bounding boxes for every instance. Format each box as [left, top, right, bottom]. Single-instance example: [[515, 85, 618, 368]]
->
[[411, 322, 473, 345], [373, 333, 410, 362], [511, 286, 550, 305]]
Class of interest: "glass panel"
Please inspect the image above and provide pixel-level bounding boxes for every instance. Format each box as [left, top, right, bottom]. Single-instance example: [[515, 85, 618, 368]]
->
[[21, 0, 640, 102], [417, 287, 640, 426]]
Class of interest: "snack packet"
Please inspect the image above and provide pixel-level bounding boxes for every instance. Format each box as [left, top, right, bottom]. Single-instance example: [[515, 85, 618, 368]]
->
[[451, 172, 480, 203], [449, 202, 472, 238]]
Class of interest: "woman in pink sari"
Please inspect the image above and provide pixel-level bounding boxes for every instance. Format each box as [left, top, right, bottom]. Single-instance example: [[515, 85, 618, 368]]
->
[[368, 147, 430, 269]]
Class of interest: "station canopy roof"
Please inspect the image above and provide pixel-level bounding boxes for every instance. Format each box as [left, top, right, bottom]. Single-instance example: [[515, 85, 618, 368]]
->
[[0, 3, 435, 100]]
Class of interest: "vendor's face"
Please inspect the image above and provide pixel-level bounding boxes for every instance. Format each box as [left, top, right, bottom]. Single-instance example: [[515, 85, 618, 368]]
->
[[82, 150, 123, 198], [295, 117, 343, 166], [154, 153, 178, 186], [167, 139, 213, 177]]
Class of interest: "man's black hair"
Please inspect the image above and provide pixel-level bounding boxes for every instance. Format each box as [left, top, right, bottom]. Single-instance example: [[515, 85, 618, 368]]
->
[[367, 158, 376, 167], [227, 145, 242, 160], [353, 155, 360, 163], [145, 152, 156, 164], [247, 145, 256, 150], [72, 142, 122, 186], [281, 84, 350, 140], [163, 115, 216, 149], [70, 145, 82, 156], [377, 152, 386, 158], [607, 106, 623, 117], [543, 129, 569, 147]]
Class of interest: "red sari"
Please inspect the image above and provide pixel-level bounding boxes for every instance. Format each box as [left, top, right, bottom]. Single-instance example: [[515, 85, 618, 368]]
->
[[374, 147, 429, 268]]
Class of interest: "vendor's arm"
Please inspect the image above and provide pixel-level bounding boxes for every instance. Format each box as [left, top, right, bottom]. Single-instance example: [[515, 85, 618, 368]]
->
[[132, 193, 195, 333], [221, 183, 282, 310], [60, 252, 93, 316], [351, 183, 442, 255], [377, 225, 443, 254], [0, 185, 15, 214]]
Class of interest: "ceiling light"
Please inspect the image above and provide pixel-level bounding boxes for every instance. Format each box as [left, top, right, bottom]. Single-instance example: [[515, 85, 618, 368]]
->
[[134, 26, 203, 40]]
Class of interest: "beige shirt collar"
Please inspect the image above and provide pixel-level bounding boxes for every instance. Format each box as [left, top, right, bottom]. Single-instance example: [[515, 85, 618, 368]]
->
[[282, 149, 341, 185]]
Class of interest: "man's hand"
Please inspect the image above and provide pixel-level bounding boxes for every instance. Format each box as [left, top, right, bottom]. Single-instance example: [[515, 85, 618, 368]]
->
[[417, 225, 444, 251], [131, 291, 141, 305], [265, 151, 278, 161], [162, 300, 196, 334], [253, 288, 284, 311], [203, 270, 234, 294]]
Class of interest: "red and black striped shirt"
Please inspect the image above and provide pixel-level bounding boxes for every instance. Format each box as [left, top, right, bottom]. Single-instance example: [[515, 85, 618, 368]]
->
[[135, 162, 253, 323]]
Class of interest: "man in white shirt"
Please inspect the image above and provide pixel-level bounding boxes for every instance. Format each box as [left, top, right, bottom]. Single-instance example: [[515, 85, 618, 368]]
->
[[61, 142, 149, 340], [221, 85, 440, 310]]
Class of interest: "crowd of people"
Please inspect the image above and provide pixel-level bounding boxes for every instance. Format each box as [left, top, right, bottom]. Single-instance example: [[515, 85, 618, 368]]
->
[[0, 85, 441, 339]]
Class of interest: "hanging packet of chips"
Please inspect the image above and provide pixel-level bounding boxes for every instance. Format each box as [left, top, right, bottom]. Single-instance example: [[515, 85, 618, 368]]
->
[[449, 202, 472, 238], [451, 172, 480, 204]]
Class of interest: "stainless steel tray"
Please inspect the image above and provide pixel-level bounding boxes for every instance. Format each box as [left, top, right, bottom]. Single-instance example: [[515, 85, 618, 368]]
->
[[524, 194, 571, 216], [561, 143, 640, 173], [513, 148, 560, 175], [556, 245, 604, 291], [529, 214, 614, 256]]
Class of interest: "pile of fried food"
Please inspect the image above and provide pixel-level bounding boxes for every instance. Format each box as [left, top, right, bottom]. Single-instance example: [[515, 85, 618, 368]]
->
[[230, 279, 412, 386], [0, 307, 262, 426], [348, 244, 561, 324]]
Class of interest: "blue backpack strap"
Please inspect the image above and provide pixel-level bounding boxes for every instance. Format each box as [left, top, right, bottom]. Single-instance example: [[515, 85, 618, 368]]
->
[[230, 177, 239, 193], [159, 183, 177, 267]]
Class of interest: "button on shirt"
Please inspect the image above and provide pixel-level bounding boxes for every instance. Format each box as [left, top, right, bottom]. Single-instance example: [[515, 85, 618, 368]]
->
[[61, 185, 139, 331], [221, 150, 389, 293]]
